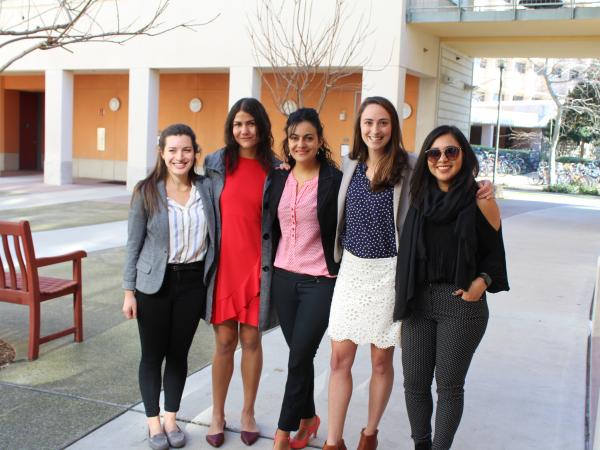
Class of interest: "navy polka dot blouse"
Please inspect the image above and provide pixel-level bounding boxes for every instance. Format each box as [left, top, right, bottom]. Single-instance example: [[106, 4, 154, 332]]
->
[[341, 163, 397, 258]]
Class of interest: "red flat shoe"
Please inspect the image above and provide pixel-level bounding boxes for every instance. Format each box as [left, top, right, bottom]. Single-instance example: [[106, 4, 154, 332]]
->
[[290, 415, 320, 449], [241, 430, 260, 446], [206, 421, 226, 448]]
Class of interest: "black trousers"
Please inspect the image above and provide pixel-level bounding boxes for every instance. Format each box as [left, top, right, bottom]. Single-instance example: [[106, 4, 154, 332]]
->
[[136, 262, 206, 417], [271, 268, 335, 432], [401, 283, 488, 450]]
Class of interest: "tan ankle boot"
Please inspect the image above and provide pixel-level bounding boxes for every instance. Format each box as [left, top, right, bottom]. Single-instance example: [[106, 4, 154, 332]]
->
[[356, 428, 378, 450], [322, 438, 347, 450]]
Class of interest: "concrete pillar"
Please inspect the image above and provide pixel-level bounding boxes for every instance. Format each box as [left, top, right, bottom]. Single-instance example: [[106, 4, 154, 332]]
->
[[44, 70, 73, 185], [127, 68, 159, 191], [481, 124, 494, 148], [361, 66, 407, 119], [228, 66, 261, 109]]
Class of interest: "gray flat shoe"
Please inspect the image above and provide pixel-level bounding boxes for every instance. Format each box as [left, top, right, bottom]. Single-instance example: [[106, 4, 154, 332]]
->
[[148, 430, 169, 450], [166, 426, 186, 448]]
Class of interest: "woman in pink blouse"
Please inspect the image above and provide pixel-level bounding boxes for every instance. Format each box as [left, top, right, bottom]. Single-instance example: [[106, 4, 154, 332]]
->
[[268, 108, 342, 450]]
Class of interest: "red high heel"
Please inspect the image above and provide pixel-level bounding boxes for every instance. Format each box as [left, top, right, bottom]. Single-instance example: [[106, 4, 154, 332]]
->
[[289, 415, 320, 449]]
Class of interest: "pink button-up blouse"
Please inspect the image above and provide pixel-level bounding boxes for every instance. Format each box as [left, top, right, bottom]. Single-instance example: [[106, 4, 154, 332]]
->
[[273, 173, 332, 277]]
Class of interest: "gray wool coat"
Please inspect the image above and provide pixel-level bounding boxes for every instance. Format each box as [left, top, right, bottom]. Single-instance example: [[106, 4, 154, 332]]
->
[[203, 149, 280, 331], [123, 177, 216, 296]]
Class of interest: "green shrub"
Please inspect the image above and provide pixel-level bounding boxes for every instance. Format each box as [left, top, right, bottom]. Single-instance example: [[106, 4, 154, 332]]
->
[[556, 156, 594, 164], [544, 183, 600, 196], [579, 185, 600, 196], [544, 184, 576, 194]]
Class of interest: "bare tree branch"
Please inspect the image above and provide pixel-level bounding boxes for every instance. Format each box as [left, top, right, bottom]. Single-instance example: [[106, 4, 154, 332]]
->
[[0, 0, 220, 73], [248, 0, 371, 115]]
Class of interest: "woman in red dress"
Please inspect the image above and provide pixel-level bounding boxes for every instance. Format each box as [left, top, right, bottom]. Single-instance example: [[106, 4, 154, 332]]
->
[[203, 98, 279, 447]]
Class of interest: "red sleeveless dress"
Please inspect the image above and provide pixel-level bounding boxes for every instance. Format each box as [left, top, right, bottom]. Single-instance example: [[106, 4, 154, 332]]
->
[[212, 157, 266, 326]]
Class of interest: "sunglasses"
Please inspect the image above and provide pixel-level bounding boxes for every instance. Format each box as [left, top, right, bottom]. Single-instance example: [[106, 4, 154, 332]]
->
[[425, 145, 461, 162]]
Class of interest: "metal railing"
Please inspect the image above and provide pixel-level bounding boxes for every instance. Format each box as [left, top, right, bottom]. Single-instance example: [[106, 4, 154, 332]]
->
[[408, 0, 600, 14]]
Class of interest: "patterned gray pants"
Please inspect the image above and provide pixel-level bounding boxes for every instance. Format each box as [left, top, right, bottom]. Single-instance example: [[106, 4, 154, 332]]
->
[[401, 283, 489, 450]]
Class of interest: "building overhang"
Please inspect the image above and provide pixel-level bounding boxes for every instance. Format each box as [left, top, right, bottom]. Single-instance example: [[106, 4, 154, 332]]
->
[[407, 3, 600, 57]]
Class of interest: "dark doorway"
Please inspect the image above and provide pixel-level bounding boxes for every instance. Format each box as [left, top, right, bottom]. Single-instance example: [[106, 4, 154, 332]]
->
[[19, 92, 44, 170]]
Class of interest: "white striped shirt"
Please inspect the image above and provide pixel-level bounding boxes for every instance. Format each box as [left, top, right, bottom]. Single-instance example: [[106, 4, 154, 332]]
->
[[167, 184, 208, 264]]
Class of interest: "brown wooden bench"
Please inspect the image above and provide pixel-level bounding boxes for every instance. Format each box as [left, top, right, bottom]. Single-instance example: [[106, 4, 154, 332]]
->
[[0, 220, 86, 360]]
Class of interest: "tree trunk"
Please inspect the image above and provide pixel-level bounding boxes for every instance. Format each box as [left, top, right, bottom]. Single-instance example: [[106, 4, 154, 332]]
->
[[550, 106, 562, 185]]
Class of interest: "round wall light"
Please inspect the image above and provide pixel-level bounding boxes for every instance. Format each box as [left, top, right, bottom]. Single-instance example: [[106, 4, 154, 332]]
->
[[189, 98, 203, 113], [282, 99, 298, 115], [108, 97, 121, 112], [402, 102, 413, 120]]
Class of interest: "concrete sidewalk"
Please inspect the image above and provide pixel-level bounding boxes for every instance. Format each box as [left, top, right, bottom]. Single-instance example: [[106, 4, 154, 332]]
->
[[69, 193, 600, 449], [1, 176, 600, 449]]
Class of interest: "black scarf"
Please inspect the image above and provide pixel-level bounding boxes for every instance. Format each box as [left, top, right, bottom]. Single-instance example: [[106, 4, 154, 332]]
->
[[394, 176, 477, 320]]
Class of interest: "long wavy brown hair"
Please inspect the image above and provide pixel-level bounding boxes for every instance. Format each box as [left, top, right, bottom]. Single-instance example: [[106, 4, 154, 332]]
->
[[132, 123, 200, 217], [349, 96, 409, 192], [282, 107, 337, 169], [223, 98, 275, 173]]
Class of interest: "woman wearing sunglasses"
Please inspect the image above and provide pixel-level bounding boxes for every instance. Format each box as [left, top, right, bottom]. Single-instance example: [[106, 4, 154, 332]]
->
[[395, 125, 509, 450]]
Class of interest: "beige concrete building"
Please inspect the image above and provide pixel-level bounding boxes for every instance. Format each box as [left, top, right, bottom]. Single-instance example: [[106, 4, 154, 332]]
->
[[1, 0, 599, 189]]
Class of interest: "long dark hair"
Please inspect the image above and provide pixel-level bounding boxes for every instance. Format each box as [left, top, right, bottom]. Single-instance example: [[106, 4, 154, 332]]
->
[[224, 97, 275, 172], [132, 123, 200, 217], [282, 108, 337, 169], [349, 96, 409, 192], [410, 125, 480, 204]]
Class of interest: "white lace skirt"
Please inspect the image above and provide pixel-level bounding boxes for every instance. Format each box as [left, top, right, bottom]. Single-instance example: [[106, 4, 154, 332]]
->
[[327, 249, 400, 349]]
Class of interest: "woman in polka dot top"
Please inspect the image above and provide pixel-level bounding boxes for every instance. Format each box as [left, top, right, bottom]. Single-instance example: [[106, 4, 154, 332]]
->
[[323, 96, 414, 450]]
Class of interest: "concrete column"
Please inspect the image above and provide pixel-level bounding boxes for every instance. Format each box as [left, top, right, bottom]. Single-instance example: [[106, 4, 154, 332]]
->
[[361, 66, 407, 119], [228, 66, 261, 109], [44, 69, 73, 185], [127, 68, 159, 191], [481, 124, 494, 148]]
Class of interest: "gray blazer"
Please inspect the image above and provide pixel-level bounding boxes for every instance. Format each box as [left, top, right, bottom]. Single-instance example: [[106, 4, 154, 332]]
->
[[203, 149, 280, 331], [123, 177, 216, 295], [333, 152, 417, 262]]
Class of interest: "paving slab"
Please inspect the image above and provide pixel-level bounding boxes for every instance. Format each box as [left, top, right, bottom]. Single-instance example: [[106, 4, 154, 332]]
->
[[0, 383, 125, 450], [29, 221, 128, 258], [0, 201, 129, 232], [68, 410, 279, 450]]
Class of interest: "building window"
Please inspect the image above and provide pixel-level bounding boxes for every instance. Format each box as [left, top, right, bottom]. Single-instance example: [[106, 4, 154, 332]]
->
[[515, 62, 526, 74], [480, 59, 487, 68], [513, 95, 524, 101]]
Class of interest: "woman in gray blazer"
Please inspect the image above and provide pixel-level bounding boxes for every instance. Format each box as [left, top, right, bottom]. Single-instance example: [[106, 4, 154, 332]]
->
[[122, 123, 215, 450]]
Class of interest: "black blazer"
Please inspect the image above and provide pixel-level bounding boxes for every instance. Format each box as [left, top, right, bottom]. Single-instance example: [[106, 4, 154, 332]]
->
[[268, 161, 343, 275]]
